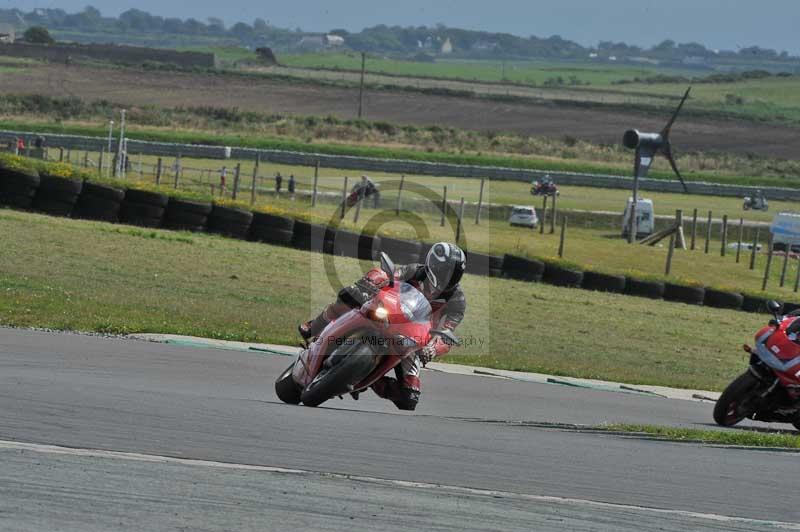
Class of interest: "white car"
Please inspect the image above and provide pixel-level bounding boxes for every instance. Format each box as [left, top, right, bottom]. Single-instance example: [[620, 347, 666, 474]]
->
[[509, 206, 538, 228]]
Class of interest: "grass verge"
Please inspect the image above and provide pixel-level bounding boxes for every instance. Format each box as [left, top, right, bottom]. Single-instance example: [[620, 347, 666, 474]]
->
[[603, 424, 800, 449], [0, 208, 771, 390]]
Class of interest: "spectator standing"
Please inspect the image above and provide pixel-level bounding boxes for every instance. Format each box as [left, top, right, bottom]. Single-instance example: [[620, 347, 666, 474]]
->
[[288, 174, 296, 200], [275, 172, 283, 194]]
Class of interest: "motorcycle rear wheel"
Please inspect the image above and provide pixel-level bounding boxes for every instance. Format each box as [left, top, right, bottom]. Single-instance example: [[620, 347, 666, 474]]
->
[[713, 371, 761, 427], [275, 363, 302, 405], [301, 340, 378, 407]]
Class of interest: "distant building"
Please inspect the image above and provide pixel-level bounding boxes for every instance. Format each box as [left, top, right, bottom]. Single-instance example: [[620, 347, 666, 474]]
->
[[298, 34, 345, 50], [0, 24, 15, 44], [441, 37, 453, 54], [472, 40, 498, 52], [324, 34, 345, 47]]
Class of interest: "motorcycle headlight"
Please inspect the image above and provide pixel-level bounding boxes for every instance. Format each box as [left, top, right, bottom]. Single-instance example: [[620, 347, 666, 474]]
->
[[372, 306, 388, 321]]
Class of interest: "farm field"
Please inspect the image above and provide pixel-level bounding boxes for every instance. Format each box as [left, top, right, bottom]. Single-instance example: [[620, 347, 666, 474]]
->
[[2, 61, 800, 160], [0, 207, 767, 391]]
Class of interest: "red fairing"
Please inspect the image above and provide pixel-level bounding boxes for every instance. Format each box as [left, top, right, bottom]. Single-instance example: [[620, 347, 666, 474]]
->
[[760, 318, 800, 390]]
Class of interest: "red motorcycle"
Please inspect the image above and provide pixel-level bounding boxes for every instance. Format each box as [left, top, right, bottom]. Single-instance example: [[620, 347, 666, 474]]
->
[[530, 178, 559, 197], [714, 301, 800, 430], [275, 253, 457, 407]]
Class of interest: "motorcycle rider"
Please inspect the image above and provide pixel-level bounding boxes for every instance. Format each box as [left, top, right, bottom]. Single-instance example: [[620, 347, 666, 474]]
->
[[299, 242, 467, 411]]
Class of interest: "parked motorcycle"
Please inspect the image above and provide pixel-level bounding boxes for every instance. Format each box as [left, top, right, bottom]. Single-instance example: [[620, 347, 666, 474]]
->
[[743, 193, 768, 211], [275, 252, 458, 407], [530, 177, 559, 197], [714, 301, 800, 430]]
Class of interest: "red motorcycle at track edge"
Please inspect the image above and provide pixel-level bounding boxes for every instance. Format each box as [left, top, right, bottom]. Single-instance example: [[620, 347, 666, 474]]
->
[[714, 300, 800, 430], [275, 252, 458, 407]]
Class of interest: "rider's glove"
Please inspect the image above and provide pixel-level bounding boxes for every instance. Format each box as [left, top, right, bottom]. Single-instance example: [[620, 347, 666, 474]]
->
[[419, 343, 437, 367]]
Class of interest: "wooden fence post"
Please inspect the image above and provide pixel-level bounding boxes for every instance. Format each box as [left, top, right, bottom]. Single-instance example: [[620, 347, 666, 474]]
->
[[780, 243, 791, 287], [704, 210, 712, 254], [735, 218, 744, 263], [340, 176, 348, 220], [138, 153, 143, 177], [762, 233, 775, 291], [475, 178, 485, 225], [353, 176, 366, 224], [155, 157, 162, 186], [59, 147, 64, 162], [311, 161, 319, 207], [665, 232, 676, 276], [795, 256, 800, 293], [440, 185, 447, 227], [173, 155, 181, 189], [675, 209, 685, 249], [549, 193, 558, 234], [250, 157, 259, 205], [720, 215, 728, 256], [540, 195, 548, 235], [98, 150, 105, 177], [690, 208, 698, 250], [83, 151, 89, 168], [232, 163, 241, 200], [750, 228, 760, 271], [395, 175, 405, 216], [558, 215, 568, 258], [456, 197, 465, 245]]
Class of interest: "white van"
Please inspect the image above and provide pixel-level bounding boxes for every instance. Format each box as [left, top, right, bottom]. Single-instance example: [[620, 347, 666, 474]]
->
[[622, 198, 655, 238], [771, 212, 800, 251]]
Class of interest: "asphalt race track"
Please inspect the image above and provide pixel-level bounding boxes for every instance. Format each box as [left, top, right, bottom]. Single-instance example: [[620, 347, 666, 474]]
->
[[1, 328, 798, 531]]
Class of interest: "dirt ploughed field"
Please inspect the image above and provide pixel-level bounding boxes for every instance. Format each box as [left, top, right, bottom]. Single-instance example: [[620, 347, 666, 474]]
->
[[2, 64, 799, 159]]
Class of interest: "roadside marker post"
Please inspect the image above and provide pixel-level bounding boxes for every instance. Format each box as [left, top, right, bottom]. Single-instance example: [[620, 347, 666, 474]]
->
[[173, 154, 181, 189], [750, 228, 760, 270], [550, 193, 557, 234], [250, 157, 260, 205], [704, 210, 712, 254], [155, 157, 162, 186], [690, 208, 698, 250]]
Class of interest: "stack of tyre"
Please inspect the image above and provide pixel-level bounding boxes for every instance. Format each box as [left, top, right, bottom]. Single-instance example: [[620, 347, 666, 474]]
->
[[163, 198, 213, 232], [0, 162, 39, 210], [464, 250, 503, 278], [332, 230, 380, 261], [74, 182, 126, 222], [207, 205, 253, 239], [501, 254, 545, 282], [292, 220, 335, 254], [249, 212, 295, 246], [379, 237, 422, 264], [121, 189, 169, 228], [33, 172, 83, 217]]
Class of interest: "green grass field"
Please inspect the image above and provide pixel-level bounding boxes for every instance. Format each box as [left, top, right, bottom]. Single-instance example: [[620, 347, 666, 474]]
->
[[0, 207, 768, 391]]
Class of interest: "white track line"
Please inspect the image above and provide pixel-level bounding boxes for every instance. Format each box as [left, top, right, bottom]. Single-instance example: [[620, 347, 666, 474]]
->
[[1, 439, 796, 530]]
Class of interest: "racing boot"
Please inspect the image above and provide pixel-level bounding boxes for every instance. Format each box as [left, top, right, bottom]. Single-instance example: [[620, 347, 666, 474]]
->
[[371, 376, 420, 411]]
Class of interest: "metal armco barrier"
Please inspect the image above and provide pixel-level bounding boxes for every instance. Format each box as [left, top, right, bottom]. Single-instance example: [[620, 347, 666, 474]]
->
[[3, 129, 799, 201]]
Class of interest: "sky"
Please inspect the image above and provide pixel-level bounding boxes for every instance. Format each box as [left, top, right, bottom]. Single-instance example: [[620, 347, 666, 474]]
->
[[3, 0, 799, 54]]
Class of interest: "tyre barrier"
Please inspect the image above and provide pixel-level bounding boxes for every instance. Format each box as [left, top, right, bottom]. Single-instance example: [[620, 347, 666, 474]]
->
[[0, 166, 39, 210], [249, 212, 295, 246], [333, 230, 380, 261], [465, 250, 492, 277], [582, 271, 627, 294], [292, 221, 335, 254], [33, 174, 83, 217], [703, 288, 744, 311], [120, 189, 169, 228], [163, 198, 213, 232], [379, 237, 422, 265], [742, 295, 771, 314], [501, 254, 545, 282], [207, 205, 253, 239], [625, 278, 665, 300], [663, 283, 706, 305], [542, 263, 584, 288], [73, 182, 125, 222]]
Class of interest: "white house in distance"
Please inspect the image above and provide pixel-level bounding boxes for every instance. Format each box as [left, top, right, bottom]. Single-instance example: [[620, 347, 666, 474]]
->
[[0, 23, 15, 43], [441, 37, 453, 54]]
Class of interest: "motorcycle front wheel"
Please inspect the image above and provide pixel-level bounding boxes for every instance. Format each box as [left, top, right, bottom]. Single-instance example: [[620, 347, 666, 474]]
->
[[275, 362, 302, 405], [713, 371, 761, 426], [301, 340, 378, 407]]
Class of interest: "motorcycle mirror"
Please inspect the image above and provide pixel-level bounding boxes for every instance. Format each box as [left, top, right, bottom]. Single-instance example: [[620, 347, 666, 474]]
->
[[767, 300, 783, 320], [379, 252, 395, 287]]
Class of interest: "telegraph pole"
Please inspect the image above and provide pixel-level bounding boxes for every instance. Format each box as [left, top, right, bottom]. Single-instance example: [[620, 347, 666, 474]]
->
[[357, 52, 366, 119]]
